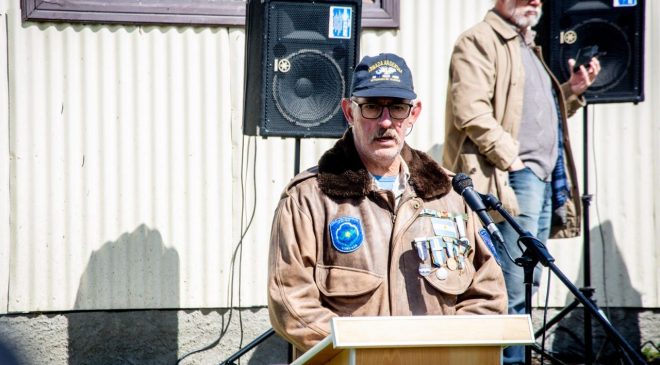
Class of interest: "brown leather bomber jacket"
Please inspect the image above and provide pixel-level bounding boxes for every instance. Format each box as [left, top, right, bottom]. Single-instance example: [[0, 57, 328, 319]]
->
[[267, 129, 507, 353]]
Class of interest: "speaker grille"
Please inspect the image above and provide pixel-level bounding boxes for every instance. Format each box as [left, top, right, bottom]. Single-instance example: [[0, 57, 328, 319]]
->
[[537, 0, 645, 104], [271, 49, 344, 128], [243, 0, 361, 138], [558, 20, 631, 94]]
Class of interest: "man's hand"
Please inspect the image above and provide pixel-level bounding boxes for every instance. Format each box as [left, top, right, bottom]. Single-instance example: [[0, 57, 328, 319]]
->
[[567, 57, 601, 95], [507, 157, 525, 172]]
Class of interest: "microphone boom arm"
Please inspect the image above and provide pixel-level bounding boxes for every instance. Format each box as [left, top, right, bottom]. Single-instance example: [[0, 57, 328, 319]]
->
[[480, 193, 555, 266], [482, 193, 646, 365]]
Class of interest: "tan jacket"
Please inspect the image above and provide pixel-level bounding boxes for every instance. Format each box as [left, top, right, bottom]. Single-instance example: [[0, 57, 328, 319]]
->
[[442, 10, 583, 238], [268, 130, 507, 353]]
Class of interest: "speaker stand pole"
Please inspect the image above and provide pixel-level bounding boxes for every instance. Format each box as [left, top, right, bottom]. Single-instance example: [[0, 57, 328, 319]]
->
[[290, 136, 302, 362], [581, 105, 595, 365], [533, 105, 598, 363], [294, 137, 301, 175], [221, 137, 302, 365]]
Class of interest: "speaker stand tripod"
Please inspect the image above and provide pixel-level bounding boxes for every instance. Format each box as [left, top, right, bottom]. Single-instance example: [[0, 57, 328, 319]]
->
[[529, 105, 596, 364], [523, 105, 640, 364], [220, 138, 302, 365], [482, 187, 645, 365]]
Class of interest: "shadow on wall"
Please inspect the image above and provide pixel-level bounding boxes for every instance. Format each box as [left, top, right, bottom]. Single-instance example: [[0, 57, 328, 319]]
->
[[550, 220, 642, 363], [0, 337, 21, 365], [68, 224, 180, 365], [246, 333, 290, 365]]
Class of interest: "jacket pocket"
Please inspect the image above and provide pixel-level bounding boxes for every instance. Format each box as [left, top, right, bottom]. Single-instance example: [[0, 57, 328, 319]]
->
[[494, 166, 520, 217], [316, 264, 383, 297], [422, 259, 476, 296]]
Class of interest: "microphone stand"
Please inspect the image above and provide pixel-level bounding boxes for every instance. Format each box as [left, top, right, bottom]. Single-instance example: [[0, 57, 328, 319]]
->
[[480, 194, 646, 365]]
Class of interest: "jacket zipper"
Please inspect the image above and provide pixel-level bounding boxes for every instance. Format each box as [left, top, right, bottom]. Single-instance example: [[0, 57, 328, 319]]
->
[[388, 195, 423, 314]]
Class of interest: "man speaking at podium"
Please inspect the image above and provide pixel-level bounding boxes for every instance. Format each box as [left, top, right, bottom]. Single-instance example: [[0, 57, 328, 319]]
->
[[267, 53, 507, 354]]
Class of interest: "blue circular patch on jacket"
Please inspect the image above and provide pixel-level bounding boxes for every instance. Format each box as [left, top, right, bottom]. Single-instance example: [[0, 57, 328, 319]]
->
[[329, 216, 364, 253]]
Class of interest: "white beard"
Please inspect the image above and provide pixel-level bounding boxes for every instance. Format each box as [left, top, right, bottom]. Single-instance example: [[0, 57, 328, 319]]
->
[[511, 7, 542, 29]]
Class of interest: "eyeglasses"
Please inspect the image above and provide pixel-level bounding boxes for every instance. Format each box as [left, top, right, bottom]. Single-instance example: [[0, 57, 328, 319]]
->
[[351, 100, 413, 120]]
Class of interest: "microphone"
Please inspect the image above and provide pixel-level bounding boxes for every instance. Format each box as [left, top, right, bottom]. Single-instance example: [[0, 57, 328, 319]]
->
[[451, 173, 506, 246]]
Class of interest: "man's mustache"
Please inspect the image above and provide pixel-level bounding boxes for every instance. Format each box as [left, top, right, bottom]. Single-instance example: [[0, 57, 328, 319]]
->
[[374, 129, 399, 141]]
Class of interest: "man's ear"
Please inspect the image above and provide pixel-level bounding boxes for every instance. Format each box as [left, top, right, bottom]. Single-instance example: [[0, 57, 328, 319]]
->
[[341, 98, 354, 125], [408, 100, 422, 127]]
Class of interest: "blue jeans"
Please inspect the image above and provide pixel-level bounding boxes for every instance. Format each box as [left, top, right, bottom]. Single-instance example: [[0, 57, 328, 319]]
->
[[495, 167, 552, 364]]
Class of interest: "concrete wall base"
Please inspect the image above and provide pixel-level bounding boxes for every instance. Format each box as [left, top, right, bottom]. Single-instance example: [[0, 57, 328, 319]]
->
[[0, 307, 658, 364]]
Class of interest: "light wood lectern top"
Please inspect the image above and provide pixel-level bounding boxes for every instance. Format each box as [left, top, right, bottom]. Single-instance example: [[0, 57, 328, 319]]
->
[[291, 314, 534, 365]]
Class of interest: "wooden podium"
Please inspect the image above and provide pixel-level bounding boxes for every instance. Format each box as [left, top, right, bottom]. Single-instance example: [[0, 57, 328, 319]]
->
[[291, 315, 534, 365]]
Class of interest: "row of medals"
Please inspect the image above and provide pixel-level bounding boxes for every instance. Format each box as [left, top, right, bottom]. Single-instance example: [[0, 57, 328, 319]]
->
[[412, 213, 473, 280]]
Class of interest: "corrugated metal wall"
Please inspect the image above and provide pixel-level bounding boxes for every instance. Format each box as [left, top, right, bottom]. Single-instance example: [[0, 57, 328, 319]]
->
[[1, 0, 658, 313], [1, 0, 11, 314], [5, 6, 243, 311]]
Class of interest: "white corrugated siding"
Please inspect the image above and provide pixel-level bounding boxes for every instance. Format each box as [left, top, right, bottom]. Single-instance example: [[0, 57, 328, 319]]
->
[[6, 5, 239, 311], [1, 3, 11, 314], [1, 0, 658, 313]]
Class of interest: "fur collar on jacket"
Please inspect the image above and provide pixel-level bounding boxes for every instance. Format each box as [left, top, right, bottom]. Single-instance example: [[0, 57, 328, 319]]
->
[[317, 128, 451, 201]]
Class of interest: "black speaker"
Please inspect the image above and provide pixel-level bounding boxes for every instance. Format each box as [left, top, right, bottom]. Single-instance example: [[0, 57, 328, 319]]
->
[[537, 0, 645, 104], [243, 0, 361, 138]]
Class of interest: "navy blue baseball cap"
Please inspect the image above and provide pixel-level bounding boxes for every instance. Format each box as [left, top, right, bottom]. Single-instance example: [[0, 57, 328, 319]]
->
[[350, 53, 417, 100]]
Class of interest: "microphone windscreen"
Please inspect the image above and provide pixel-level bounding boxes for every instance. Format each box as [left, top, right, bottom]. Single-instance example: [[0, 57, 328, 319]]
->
[[451, 173, 473, 194]]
